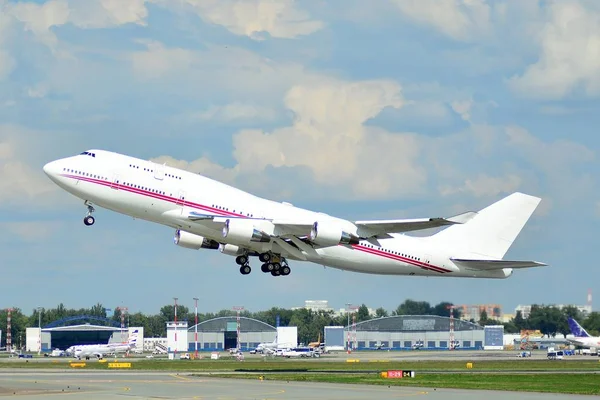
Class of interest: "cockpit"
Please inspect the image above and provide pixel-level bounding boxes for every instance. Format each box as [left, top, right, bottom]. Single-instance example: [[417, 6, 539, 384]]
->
[[79, 151, 96, 157]]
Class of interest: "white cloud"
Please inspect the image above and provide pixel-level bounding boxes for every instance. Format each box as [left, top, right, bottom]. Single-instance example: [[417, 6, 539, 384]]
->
[[0, 125, 59, 207], [8, 0, 70, 49], [439, 174, 522, 198], [128, 41, 308, 102], [153, 0, 323, 40], [3, 0, 149, 59], [191, 102, 277, 122], [505, 125, 595, 174], [450, 99, 473, 121], [508, 1, 600, 99], [392, 0, 492, 41], [129, 40, 195, 80], [153, 77, 432, 200]]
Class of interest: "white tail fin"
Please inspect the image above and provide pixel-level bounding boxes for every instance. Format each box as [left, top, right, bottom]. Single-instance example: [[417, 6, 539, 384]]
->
[[431, 192, 541, 259], [128, 329, 139, 347]]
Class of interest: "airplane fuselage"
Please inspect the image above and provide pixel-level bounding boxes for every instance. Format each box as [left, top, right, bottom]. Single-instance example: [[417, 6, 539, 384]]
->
[[43, 150, 515, 278]]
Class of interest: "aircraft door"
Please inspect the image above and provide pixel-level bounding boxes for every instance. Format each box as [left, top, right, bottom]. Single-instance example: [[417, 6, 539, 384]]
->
[[176, 190, 186, 207], [110, 174, 120, 190], [154, 164, 165, 180]]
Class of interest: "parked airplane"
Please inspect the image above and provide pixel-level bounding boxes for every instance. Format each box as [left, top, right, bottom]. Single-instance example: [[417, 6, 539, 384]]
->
[[255, 338, 296, 352], [69, 329, 139, 360], [566, 318, 600, 348], [43, 150, 546, 277]]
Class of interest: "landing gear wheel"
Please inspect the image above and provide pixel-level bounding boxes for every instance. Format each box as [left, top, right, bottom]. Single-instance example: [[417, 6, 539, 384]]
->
[[281, 266, 291, 275], [83, 200, 96, 226], [271, 269, 281, 276], [236, 255, 248, 265], [272, 262, 281, 271], [266, 263, 275, 271], [259, 253, 271, 263], [261, 263, 269, 273], [239, 264, 251, 275]]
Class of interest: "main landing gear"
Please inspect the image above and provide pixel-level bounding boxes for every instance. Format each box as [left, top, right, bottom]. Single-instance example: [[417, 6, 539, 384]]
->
[[235, 252, 291, 276], [235, 254, 251, 275], [258, 253, 291, 277], [83, 200, 95, 226]]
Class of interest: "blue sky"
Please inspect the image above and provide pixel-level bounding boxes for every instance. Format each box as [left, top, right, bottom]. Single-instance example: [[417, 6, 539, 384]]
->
[[1, 0, 598, 317]]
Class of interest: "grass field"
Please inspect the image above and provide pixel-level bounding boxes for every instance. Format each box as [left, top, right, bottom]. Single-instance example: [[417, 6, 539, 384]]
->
[[1, 357, 598, 394], [0, 357, 599, 372], [205, 372, 600, 395]]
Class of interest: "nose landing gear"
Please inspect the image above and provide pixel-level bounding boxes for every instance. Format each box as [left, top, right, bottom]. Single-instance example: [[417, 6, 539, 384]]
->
[[83, 201, 96, 226]]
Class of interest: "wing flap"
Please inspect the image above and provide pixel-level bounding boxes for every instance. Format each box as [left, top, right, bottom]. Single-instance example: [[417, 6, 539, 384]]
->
[[451, 258, 547, 270], [356, 211, 477, 237]]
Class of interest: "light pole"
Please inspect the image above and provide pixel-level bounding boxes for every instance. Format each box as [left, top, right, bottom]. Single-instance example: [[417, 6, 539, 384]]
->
[[37, 307, 42, 355], [173, 297, 178, 358], [345, 303, 351, 353], [193, 297, 199, 359]]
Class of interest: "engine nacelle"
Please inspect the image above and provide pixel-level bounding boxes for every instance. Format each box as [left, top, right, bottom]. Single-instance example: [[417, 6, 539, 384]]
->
[[219, 243, 243, 256], [174, 230, 219, 250], [222, 219, 270, 243], [309, 221, 359, 247]]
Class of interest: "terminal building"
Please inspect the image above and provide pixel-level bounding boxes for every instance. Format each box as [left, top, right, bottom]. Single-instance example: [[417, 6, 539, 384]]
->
[[345, 315, 489, 350]]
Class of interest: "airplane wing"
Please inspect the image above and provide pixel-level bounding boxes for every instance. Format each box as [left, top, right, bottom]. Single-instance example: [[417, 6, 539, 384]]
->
[[355, 211, 477, 238], [451, 259, 547, 270]]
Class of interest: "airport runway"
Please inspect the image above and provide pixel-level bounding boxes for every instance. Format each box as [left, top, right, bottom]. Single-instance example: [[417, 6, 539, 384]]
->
[[0, 372, 591, 399]]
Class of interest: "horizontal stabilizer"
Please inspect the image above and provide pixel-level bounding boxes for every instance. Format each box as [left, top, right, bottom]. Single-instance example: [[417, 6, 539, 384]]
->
[[356, 211, 477, 237], [451, 258, 547, 271]]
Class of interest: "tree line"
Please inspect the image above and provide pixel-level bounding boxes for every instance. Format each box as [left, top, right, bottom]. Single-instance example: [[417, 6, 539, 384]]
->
[[1, 300, 598, 347]]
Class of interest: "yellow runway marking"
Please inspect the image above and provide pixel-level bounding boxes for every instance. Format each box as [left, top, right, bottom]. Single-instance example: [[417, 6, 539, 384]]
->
[[170, 373, 191, 380]]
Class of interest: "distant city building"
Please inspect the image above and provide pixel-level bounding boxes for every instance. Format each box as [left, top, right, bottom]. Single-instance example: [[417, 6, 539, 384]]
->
[[291, 300, 333, 313], [456, 304, 503, 321], [292, 300, 376, 318]]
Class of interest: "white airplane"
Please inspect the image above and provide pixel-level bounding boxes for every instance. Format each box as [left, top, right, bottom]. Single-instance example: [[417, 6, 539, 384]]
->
[[566, 318, 600, 348], [43, 150, 546, 277], [70, 329, 139, 360]]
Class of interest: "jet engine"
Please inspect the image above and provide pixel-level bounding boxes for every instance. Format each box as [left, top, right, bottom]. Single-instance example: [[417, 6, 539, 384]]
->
[[174, 230, 220, 250], [309, 221, 360, 247], [219, 243, 244, 256], [222, 219, 270, 243]]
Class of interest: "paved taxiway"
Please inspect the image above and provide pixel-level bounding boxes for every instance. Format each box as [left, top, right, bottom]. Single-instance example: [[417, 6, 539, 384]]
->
[[0, 372, 592, 399]]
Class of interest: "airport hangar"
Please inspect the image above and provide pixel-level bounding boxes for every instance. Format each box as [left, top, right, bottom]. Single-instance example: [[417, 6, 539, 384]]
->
[[165, 317, 279, 353], [341, 315, 501, 351], [166, 315, 500, 353], [25, 316, 144, 352]]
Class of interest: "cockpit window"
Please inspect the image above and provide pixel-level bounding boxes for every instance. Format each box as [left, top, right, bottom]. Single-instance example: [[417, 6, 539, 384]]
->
[[79, 151, 96, 157]]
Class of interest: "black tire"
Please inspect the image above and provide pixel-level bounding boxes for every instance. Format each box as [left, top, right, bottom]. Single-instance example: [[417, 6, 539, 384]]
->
[[271, 269, 281, 276], [266, 263, 274, 271], [235, 255, 247, 265], [261, 263, 269, 273], [84, 216, 95, 226], [259, 253, 271, 262], [240, 265, 251, 275], [281, 266, 291, 275], [272, 262, 281, 270]]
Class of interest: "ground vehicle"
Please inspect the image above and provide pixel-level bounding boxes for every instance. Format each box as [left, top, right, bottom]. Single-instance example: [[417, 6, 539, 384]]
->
[[547, 348, 563, 360]]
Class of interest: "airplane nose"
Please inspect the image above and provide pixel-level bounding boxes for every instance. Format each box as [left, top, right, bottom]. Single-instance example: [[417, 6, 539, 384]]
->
[[43, 161, 59, 177]]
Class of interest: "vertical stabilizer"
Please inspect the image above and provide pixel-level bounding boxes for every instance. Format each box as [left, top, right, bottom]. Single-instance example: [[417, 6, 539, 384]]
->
[[432, 192, 541, 259], [568, 318, 590, 338], [128, 329, 140, 347]]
